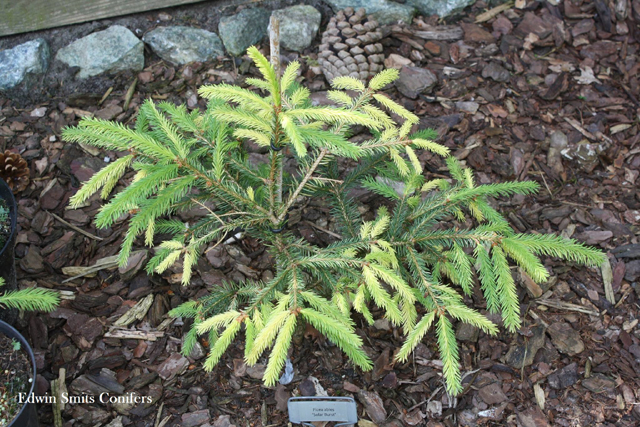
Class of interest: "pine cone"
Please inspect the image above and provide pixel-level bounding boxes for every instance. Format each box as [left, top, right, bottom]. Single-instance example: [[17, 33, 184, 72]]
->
[[318, 7, 385, 83], [0, 150, 29, 192]]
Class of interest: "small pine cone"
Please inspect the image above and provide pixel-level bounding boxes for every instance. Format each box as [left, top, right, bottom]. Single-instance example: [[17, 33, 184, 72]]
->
[[318, 8, 385, 83], [0, 150, 29, 192]]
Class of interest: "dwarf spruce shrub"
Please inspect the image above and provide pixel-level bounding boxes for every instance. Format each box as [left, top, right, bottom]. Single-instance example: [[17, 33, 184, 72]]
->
[[63, 47, 604, 394]]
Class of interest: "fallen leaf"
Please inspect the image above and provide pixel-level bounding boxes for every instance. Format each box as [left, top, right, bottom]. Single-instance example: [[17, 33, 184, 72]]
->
[[487, 104, 508, 118], [534, 383, 545, 410], [548, 58, 575, 73], [35, 157, 48, 175], [523, 33, 540, 50], [610, 124, 631, 134], [575, 66, 602, 85]]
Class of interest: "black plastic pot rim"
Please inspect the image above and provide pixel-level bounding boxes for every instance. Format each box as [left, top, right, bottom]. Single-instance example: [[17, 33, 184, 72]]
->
[[0, 320, 37, 426], [0, 177, 16, 258]]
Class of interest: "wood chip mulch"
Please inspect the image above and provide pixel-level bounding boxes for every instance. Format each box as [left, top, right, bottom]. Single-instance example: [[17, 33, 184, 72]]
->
[[1, 0, 640, 426]]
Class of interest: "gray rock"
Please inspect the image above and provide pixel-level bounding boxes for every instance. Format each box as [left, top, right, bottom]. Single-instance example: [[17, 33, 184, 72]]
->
[[395, 66, 437, 98], [325, 0, 416, 25], [406, 0, 475, 18], [219, 8, 270, 56], [270, 6, 321, 52], [0, 39, 50, 90], [56, 25, 144, 78], [143, 26, 224, 64]]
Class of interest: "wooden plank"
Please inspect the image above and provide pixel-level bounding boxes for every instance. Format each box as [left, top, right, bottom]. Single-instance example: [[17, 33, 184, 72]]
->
[[0, 0, 208, 37]]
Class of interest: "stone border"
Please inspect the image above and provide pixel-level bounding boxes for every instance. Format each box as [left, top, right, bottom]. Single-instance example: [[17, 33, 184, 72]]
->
[[0, 0, 474, 102]]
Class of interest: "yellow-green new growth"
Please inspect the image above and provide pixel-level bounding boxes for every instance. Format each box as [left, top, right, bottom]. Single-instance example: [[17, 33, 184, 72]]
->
[[63, 46, 605, 395], [0, 278, 59, 312]]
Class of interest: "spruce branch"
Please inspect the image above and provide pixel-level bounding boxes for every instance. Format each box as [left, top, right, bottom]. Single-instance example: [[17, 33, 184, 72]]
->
[[0, 279, 60, 312], [63, 48, 605, 396]]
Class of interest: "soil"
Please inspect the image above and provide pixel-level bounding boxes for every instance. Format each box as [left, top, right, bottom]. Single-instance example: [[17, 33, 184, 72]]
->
[[0, 334, 32, 427], [1, 0, 640, 427]]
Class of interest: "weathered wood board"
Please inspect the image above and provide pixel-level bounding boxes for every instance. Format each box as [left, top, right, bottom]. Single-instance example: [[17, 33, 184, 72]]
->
[[0, 0, 207, 37]]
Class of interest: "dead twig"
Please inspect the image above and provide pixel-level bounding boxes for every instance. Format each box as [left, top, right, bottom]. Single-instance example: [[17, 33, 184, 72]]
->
[[533, 162, 553, 198], [105, 329, 164, 341], [536, 298, 599, 316], [475, 1, 514, 23], [123, 77, 138, 111], [48, 211, 104, 241], [303, 220, 343, 239], [61, 254, 119, 283], [615, 287, 633, 308], [564, 117, 613, 144], [408, 386, 443, 411], [98, 86, 113, 106], [154, 403, 166, 427]]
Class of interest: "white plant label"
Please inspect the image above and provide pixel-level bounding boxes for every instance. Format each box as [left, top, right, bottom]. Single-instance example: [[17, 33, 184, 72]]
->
[[288, 396, 358, 426]]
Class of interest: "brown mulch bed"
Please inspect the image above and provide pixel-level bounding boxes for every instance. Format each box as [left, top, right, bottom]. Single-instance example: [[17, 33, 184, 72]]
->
[[1, 0, 640, 426]]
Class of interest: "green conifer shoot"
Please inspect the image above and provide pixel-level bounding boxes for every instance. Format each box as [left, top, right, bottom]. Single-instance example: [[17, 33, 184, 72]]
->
[[63, 47, 605, 394]]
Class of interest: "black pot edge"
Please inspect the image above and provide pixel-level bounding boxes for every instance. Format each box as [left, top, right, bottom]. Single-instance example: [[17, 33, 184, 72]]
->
[[0, 177, 17, 258], [0, 177, 18, 325], [0, 320, 37, 426]]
